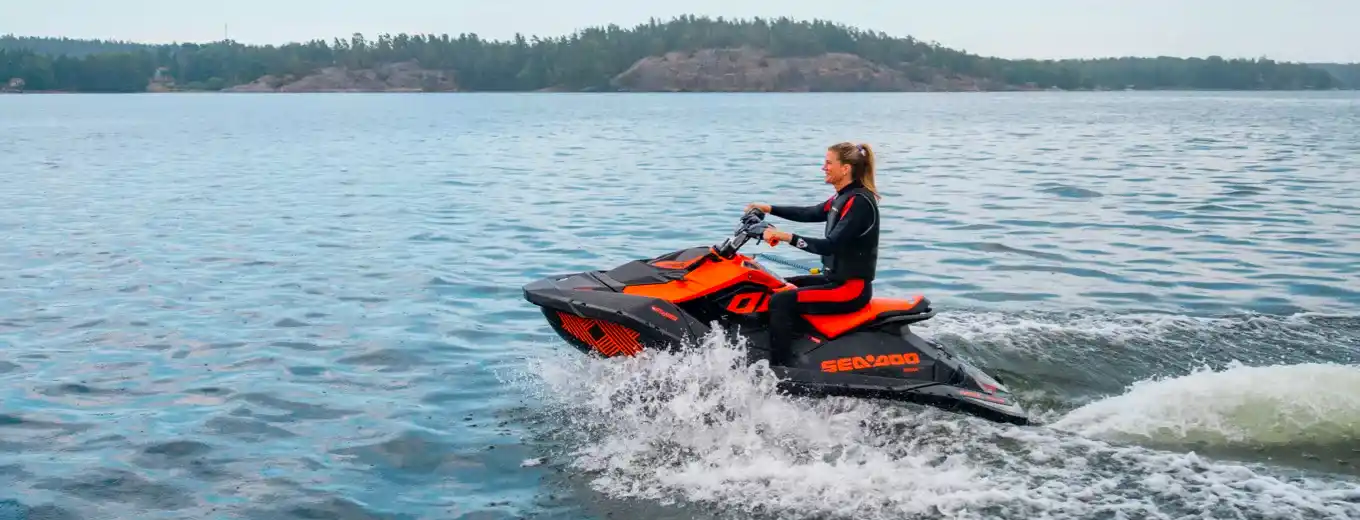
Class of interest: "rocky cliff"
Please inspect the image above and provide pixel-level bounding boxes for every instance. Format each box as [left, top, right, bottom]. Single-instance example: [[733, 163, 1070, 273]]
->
[[217, 48, 1021, 93], [610, 47, 1009, 92], [224, 61, 458, 92]]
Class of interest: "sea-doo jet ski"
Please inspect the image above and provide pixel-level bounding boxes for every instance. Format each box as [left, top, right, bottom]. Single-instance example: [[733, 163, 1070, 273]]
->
[[522, 208, 1030, 425]]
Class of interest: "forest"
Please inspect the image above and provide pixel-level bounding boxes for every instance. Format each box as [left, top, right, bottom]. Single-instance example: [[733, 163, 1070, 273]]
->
[[1309, 63, 1360, 88], [1, 16, 1351, 93]]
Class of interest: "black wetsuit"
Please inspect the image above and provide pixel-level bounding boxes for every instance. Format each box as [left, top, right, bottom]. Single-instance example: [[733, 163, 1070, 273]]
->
[[766, 180, 880, 365]]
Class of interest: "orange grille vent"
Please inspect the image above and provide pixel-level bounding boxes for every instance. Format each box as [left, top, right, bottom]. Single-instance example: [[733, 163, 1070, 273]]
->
[[557, 312, 643, 357]]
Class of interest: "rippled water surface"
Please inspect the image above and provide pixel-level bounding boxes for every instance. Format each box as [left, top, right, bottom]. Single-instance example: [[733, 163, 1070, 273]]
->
[[1, 92, 1359, 519]]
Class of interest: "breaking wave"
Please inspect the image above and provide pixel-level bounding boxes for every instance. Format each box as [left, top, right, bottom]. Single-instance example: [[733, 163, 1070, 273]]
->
[[1050, 361, 1360, 457]]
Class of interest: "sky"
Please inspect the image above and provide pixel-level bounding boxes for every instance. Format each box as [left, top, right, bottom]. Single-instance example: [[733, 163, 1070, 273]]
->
[[4, 0, 1357, 63]]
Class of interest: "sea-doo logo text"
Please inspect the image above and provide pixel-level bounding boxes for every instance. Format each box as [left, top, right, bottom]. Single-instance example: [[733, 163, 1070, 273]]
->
[[960, 390, 1009, 405], [821, 353, 921, 373], [650, 306, 679, 321]]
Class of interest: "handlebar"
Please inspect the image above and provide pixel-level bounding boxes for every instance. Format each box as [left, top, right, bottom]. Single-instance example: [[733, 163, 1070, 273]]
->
[[715, 207, 773, 258]]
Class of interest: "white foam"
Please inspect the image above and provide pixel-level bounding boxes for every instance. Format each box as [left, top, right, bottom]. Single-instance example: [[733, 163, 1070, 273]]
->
[[515, 329, 1360, 520], [1050, 361, 1360, 449]]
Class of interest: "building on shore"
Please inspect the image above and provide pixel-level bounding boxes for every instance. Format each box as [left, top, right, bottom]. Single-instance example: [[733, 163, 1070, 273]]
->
[[2, 78, 24, 93], [147, 67, 176, 92]]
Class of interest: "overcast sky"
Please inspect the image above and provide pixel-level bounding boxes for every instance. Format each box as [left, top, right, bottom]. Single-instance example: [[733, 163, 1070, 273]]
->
[[5, 0, 1356, 63]]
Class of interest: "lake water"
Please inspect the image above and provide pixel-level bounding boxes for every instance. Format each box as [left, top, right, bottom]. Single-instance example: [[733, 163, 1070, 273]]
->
[[1, 91, 1358, 520]]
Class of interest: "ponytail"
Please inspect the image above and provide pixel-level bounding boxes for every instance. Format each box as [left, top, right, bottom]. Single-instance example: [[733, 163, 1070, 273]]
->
[[858, 143, 878, 199]]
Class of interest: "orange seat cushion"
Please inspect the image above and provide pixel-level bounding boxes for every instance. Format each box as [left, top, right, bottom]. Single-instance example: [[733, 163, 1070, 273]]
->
[[803, 296, 925, 339]]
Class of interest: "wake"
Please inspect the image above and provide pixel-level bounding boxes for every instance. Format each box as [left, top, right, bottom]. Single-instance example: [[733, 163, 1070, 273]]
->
[[507, 314, 1360, 520]]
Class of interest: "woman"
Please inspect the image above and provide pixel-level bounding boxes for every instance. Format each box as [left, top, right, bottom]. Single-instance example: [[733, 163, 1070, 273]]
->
[[746, 141, 881, 366]]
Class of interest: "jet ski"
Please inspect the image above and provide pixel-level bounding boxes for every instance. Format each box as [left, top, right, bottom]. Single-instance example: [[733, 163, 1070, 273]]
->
[[521, 208, 1030, 426]]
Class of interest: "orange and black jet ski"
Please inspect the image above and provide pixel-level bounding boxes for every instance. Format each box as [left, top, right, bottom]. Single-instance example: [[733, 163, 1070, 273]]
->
[[522, 208, 1030, 425]]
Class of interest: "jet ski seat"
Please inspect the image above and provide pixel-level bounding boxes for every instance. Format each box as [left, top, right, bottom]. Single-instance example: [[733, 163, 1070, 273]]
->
[[803, 296, 932, 339]]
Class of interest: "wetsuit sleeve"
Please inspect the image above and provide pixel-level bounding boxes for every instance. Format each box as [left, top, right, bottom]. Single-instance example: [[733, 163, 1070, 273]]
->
[[789, 194, 873, 256], [768, 199, 830, 223]]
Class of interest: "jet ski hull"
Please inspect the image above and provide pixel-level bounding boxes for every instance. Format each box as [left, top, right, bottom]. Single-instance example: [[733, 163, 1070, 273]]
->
[[753, 328, 1030, 425], [524, 269, 714, 355]]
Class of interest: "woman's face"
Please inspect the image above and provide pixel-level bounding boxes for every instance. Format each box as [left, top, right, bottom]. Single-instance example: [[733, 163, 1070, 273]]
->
[[822, 150, 851, 186]]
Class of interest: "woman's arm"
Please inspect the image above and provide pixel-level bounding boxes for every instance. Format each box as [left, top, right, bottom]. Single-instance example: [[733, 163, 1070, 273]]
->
[[786, 194, 873, 255], [768, 198, 831, 223]]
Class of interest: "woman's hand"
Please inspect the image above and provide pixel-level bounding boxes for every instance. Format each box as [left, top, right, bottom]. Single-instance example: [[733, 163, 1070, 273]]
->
[[745, 203, 772, 214], [762, 227, 791, 246]]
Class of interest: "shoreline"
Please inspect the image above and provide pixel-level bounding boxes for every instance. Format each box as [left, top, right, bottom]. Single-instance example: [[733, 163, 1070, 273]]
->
[[4, 89, 1354, 95], [4, 17, 1350, 95]]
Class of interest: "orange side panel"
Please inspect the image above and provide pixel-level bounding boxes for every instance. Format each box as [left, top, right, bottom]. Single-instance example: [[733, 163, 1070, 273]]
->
[[557, 312, 643, 357], [803, 296, 924, 339], [623, 255, 792, 303]]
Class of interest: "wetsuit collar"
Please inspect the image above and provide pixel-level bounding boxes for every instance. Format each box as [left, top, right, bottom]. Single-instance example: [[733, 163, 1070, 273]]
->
[[836, 180, 864, 195]]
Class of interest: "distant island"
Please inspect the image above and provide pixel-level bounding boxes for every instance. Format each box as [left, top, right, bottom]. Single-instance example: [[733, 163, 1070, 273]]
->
[[2, 16, 1357, 93]]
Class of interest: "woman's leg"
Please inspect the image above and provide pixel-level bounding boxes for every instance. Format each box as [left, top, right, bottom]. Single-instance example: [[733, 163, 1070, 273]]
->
[[767, 279, 872, 365], [794, 279, 872, 313], [783, 274, 830, 288]]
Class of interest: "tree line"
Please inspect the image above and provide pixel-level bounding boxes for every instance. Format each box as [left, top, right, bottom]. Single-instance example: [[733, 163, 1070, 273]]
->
[[0, 16, 1349, 93]]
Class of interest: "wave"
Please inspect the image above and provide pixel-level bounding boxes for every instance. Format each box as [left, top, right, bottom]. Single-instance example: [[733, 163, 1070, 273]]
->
[[1050, 361, 1360, 460]]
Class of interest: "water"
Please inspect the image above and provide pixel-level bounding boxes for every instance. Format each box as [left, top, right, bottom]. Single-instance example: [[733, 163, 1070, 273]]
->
[[1, 91, 1358, 519]]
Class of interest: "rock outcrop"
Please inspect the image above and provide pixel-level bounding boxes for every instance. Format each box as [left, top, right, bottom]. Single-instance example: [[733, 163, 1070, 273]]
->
[[610, 47, 1006, 92], [217, 49, 1024, 93], [224, 61, 458, 92]]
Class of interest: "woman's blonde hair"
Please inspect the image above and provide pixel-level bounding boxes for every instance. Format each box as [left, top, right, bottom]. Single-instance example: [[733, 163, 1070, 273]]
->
[[828, 141, 878, 199]]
